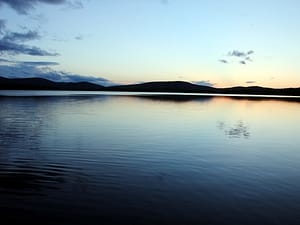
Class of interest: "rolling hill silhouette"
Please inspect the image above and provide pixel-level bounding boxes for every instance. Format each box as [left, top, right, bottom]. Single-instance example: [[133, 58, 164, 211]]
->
[[0, 77, 104, 91], [1, 77, 300, 96], [106, 81, 217, 93]]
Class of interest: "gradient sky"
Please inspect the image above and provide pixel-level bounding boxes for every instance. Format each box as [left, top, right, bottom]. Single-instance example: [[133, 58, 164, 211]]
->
[[0, 0, 300, 87]]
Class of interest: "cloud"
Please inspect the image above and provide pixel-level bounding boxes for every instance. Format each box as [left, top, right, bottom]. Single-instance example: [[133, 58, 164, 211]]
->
[[193, 80, 215, 87], [245, 56, 252, 61], [0, 0, 84, 14], [75, 35, 83, 40], [29, 13, 48, 23], [0, 1, 85, 56], [66, 0, 83, 9], [0, 40, 59, 56], [219, 59, 228, 64], [0, 19, 5, 34], [246, 81, 256, 84], [0, 62, 115, 86], [0, 0, 66, 14], [20, 61, 59, 66], [0, 57, 10, 62], [0, 23, 57, 56], [0, 58, 59, 66], [2, 30, 40, 42], [228, 50, 254, 58], [223, 49, 255, 65], [228, 50, 247, 57]]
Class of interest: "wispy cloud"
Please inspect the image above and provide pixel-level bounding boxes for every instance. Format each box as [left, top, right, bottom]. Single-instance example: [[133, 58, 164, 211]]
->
[[193, 80, 215, 87], [21, 61, 60, 66], [229, 50, 254, 59], [66, 0, 83, 9], [0, 21, 58, 56], [0, 0, 84, 14], [0, 40, 59, 56], [0, 1, 85, 56], [247, 50, 254, 55], [2, 30, 40, 42], [0, 0, 66, 14], [0, 58, 59, 66], [75, 35, 83, 40], [0, 0, 90, 85], [219, 49, 255, 65], [160, 0, 169, 5], [228, 50, 255, 60], [246, 81, 256, 84], [0, 19, 5, 34], [219, 59, 228, 64], [0, 57, 10, 62], [245, 56, 252, 61], [228, 50, 248, 57]]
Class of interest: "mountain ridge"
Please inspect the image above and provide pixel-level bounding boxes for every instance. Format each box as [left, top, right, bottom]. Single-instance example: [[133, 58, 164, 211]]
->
[[0, 77, 104, 91], [1, 76, 300, 96]]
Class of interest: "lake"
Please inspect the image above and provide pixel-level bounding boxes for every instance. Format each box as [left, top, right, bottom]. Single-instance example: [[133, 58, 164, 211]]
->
[[1, 90, 300, 225]]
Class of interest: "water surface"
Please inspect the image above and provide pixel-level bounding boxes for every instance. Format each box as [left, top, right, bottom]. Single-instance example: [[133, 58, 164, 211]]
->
[[1, 91, 300, 224]]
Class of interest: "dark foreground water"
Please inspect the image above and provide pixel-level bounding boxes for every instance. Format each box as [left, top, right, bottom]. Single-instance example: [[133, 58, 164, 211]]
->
[[1, 91, 300, 225]]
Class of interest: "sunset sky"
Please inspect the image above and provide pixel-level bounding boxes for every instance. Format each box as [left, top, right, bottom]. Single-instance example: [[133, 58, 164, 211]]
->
[[0, 0, 300, 87]]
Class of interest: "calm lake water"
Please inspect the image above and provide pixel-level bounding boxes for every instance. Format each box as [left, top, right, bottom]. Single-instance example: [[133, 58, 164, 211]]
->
[[1, 91, 300, 225]]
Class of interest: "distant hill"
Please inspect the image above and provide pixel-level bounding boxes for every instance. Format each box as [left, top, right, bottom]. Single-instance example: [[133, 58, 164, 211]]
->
[[0, 77, 104, 91], [106, 81, 217, 93], [220, 86, 300, 96], [1, 76, 300, 96]]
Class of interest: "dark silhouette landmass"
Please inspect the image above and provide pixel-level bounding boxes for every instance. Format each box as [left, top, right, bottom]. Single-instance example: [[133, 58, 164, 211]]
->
[[1, 77, 300, 96], [133, 94, 214, 103], [106, 81, 216, 93], [0, 77, 104, 91]]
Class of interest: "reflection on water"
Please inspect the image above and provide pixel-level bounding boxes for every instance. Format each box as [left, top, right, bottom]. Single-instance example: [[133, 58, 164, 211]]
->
[[217, 121, 250, 138], [136, 94, 214, 103], [0, 163, 66, 193], [1, 92, 300, 225]]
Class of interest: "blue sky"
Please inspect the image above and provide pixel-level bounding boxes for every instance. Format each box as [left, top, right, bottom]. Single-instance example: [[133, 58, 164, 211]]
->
[[0, 0, 300, 87]]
